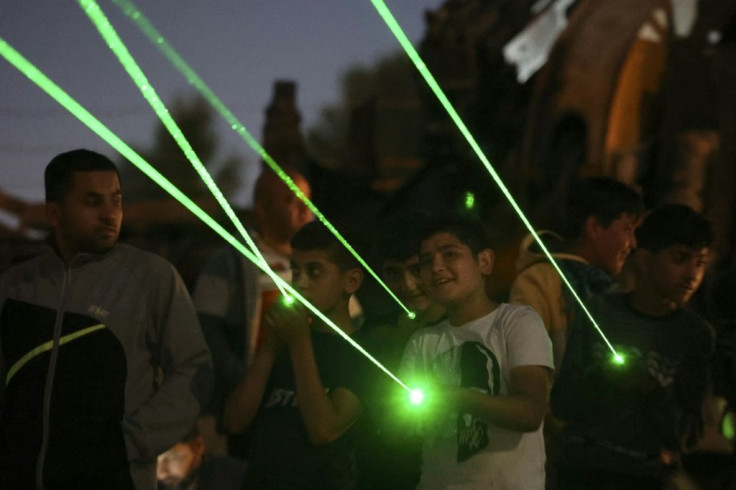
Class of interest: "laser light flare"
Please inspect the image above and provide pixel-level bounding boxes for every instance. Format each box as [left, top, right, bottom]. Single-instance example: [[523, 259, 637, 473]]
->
[[409, 388, 426, 406], [464, 191, 476, 210], [0, 37, 411, 395], [612, 354, 626, 366], [370, 0, 621, 359], [77, 0, 290, 297], [407, 311, 417, 320], [111, 0, 412, 319]]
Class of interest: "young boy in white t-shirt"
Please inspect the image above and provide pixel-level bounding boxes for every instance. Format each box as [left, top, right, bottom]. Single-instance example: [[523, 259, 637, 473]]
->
[[399, 217, 554, 489]]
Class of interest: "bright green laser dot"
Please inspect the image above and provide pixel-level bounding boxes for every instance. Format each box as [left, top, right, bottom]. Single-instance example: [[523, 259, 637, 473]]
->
[[723, 412, 735, 441], [78, 0, 291, 297], [407, 311, 417, 320], [0, 37, 413, 396], [283, 295, 295, 306], [409, 389, 425, 406], [111, 0, 413, 319], [464, 191, 476, 210], [612, 354, 625, 366], [370, 0, 622, 360]]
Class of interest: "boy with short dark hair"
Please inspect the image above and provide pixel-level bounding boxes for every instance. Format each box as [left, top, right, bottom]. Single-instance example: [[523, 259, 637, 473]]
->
[[223, 221, 367, 489], [355, 210, 445, 490], [399, 217, 553, 489], [551, 204, 715, 489], [510, 176, 644, 370]]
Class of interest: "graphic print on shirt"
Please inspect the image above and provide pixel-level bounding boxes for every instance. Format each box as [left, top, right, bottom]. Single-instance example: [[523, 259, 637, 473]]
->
[[432, 341, 501, 462], [592, 343, 681, 388]]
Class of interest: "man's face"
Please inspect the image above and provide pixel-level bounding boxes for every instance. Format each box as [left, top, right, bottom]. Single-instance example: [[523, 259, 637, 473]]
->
[[643, 244, 709, 307], [156, 440, 202, 489], [259, 175, 313, 241], [291, 249, 357, 315], [47, 171, 122, 260], [382, 255, 432, 315], [590, 213, 639, 276], [417, 232, 493, 307]]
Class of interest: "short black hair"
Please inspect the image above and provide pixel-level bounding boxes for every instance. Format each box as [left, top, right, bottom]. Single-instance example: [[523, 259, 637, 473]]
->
[[291, 221, 362, 272], [45, 149, 119, 203], [562, 177, 643, 239], [636, 204, 714, 253], [377, 209, 432, 263], [415, 215, 491, 255]]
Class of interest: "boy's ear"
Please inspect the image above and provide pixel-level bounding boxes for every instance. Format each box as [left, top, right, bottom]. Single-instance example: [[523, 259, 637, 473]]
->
[[585, 215, 604, 238], [344, 267, 364, 295], [46, 202, 61, 227], [632, 247, 651, 274], [478, 248, 495, 275]]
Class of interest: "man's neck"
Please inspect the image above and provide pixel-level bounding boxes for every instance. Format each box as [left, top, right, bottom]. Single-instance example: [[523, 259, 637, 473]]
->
[[446, 292, 497, 327], [565, 239, 595, 265], [259, 233, 291, 258], [630, 287, 678, 317], [417, 303, 446, 325], [314, 304, 355, 335]]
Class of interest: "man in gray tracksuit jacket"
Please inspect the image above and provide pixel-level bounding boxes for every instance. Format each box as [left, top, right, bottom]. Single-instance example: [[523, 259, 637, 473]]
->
[[0, 149, 212, 489]]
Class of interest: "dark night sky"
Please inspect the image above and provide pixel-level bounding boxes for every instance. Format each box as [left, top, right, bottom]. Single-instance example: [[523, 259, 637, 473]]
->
[[1, 1, 442, 205]]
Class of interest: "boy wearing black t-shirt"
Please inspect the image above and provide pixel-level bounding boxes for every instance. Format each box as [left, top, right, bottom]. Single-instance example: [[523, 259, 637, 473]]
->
[[224, 222, 366, 489]]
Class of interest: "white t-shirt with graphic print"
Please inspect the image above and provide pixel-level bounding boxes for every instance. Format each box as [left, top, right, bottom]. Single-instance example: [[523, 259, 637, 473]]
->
[[399, 303, 553, 490]]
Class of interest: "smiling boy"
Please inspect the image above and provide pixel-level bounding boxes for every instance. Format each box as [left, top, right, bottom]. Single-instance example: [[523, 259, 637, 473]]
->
[[223, 221, 367, 489], [399, 217, 553, 489], [551, 204, 715, 489], [510, 177, 643, 370]]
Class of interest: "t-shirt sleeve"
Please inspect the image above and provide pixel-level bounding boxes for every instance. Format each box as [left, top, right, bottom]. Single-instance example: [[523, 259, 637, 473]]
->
[[504, 305, 554, 372]]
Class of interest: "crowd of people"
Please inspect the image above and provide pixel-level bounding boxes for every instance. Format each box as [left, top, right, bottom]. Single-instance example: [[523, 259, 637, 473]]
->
[[0, 149, 734, 489]]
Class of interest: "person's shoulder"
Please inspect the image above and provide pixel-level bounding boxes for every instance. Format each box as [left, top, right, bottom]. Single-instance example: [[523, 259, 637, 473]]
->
[[403, 319, 447, 343], [495, 302, 544, 325], [0, 249, 52, 289], [112, 244, 183, 286], [114, 243, 176, 271], [678, 307, 716, 345]]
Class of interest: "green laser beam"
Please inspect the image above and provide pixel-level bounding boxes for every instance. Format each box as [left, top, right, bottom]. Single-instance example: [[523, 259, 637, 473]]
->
[[370, 0, 620, 358], [110, 0, 413, 318], [0, 36, 411, 395], [76, 0, 290, 297]]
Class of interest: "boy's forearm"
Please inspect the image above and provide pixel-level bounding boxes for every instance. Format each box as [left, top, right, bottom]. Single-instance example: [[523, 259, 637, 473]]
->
[[289, 336, 356, 445], [452, 388, 548, 432], [223, 347, 276, 434]]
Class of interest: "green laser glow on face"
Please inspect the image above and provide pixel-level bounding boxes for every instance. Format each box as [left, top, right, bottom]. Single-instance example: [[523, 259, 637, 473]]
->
[[612, 354, 625, 366], [77, 0, 289, 297], [370, 0, 621, 359], [0, 36, 411, 396], [110, 0, 413, 318]]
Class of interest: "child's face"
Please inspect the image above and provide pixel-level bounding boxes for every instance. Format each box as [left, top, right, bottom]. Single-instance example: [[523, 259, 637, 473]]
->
[[642, 244, 709, 307], [590, 213, 639, 276], [290, 248, 353, 315], [382, 255, 432, 314], [417, 232, 493, 307]]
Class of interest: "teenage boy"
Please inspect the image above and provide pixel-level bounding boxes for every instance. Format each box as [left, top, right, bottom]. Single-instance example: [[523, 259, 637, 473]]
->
[[551, 204, 715, 490], [510, 176, 643, 370], [356, 211, 445, 490], [400, 217, 553, 489], [223, 221, 367, 489]]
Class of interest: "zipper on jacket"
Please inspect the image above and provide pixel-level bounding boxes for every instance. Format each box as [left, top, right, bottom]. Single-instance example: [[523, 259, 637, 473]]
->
[[35, 263, 71, 490]]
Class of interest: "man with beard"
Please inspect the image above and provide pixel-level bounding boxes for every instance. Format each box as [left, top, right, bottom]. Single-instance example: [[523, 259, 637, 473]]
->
[[0, 149, 212, 489]]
